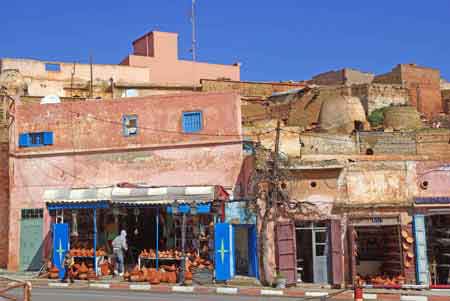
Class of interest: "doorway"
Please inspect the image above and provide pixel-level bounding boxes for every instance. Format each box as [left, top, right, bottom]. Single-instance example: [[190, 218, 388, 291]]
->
[[20, 209, 44, 271], [233, 224, 258, 278], [295, 221, 329, 283]]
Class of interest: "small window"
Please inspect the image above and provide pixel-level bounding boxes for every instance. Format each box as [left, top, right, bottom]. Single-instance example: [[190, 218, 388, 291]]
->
[[21, 208, 43, 219], [182, 111, 202, 133], [45, 63, 61, 72], [123, 115, 138, 136], [19, 132, 53, 147]]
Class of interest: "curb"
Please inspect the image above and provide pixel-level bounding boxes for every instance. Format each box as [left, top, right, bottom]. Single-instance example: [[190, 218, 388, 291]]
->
[[39, 282, 450, 300]]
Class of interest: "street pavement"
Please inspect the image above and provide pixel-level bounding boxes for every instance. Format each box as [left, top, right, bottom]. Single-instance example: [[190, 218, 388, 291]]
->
[[3, 287, 344, 301]]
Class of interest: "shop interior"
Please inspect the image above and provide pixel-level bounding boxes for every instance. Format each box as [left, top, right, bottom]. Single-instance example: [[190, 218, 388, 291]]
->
[[354, 225, 406, 285], [59, 205, 215, 271], [426, 214, 450, 285]]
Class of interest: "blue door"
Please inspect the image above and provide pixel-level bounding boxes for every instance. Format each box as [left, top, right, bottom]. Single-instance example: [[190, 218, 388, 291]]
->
[[413, 215, 429, 285], [52, 223, 69, 279], [215, 223, 235, 281], [248, 225, 259, 278]]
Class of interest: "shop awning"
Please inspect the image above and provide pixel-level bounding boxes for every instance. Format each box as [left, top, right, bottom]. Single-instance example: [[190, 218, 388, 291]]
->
[[111, 185, 227, 205], [44, 188, 112, 210]]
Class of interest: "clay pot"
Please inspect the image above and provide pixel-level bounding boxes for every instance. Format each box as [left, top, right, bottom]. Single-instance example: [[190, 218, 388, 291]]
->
[[402, 243, 410, 251], [405, 236, 414, 244], [167, 271, 177, 284], [407, 251, 414, 259], [150, 271, 160, 285], [79, 262, 88, 274], [100, 262, 110, 276], [123, 271, 130, 281], [401, 230, 409, 239], [160, 272, 167, 283], [185, 271, 193, 281], [130, 274, 140, 282], [78, 273, 88, 280]]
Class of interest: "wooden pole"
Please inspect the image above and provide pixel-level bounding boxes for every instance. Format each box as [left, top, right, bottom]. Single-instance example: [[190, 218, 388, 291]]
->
[[156, 208, 159, 270]]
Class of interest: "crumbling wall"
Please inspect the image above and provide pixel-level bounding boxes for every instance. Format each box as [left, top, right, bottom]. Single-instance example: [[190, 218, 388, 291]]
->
[[345, 161, 413, 207], [359, 131, 417, 155], [351, 84, 409, 114], [201, 79, 306, 98], [416, 129, 450, 155], [442, 89, 450, 113]]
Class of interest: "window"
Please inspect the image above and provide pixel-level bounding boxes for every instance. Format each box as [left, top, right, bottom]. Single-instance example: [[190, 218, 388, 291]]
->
[[21, 208, 43, 219], [182, 111, 203, 133], [45, 63, 61, 72], [123, 115, 138, 136], [19, 132, 53, 147]]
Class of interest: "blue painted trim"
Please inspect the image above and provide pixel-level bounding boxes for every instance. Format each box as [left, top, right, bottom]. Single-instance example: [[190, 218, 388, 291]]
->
[[182, 111, 203, 133], [156, 208, 159, 270], [93, 208, 97, 276], [47, 201, 109, 210], [45, 63, 61, 72], [415, 197, 450, 204]]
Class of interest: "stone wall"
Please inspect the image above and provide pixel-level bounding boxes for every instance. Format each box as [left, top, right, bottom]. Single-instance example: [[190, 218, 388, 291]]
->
[[351, 84, 409, 114], [359, 131, 417, 155], [442, 89, 450, 113], [311, 68, 374, 86], [201, 79, 306, 98], [374, 64, 442, 117]]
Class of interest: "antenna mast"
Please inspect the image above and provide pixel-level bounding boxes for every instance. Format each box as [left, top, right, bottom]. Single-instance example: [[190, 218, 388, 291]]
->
[[191, 0, 197, 61]]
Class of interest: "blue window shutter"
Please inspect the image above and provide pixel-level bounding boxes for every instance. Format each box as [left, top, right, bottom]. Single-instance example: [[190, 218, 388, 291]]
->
[[43, 132, 54, 145], [413, 214, 429, 285], [183, 111, 202, 133], [19, 133, 30, 147]]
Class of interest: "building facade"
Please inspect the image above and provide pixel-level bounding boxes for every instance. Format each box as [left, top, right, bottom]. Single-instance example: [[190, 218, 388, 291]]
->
[[6, 92, 244, 271]]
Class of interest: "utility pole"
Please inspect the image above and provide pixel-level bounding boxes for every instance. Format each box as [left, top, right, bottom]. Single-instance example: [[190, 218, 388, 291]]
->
[[89, 55, 94, 98], [272, 120, 281, 206], [191, 0, 197, 61]]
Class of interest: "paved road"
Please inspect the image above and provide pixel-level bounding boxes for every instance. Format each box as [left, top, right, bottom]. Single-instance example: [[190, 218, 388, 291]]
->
[[3, 287, 345, 301]]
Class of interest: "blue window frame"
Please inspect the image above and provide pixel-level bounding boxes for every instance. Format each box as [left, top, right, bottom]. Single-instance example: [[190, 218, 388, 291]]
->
[[19, 132, 53, 147], [123, 115, 138, 136], [182, 111, 203, 133], [45, 63, 61, 72]]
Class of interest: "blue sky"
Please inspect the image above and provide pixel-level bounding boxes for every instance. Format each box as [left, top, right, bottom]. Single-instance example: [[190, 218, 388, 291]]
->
[[1, 0, 449, 81]]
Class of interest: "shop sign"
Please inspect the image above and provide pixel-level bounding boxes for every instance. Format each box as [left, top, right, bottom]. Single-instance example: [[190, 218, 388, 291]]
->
[[350, 216, 399, 226]]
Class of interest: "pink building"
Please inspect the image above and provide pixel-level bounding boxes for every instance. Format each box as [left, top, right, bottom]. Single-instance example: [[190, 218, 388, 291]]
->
[[121, 31, 240, 86], [7, 92, 243, 271]]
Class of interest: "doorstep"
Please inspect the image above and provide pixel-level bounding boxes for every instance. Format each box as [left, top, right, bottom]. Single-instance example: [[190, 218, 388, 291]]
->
[[29, 280, 450, 300]]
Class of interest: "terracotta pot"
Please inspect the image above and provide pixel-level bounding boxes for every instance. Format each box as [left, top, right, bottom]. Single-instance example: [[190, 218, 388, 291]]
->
[[405, 236, 414, 244], [185, 271, 193, 281], [100, 262, 110, 276], [78, 273, 88, 280], [167, 271, 176, 284], [49, 272, 59, 279], [160, 272, 167, 283], [401, 230, 409, 239], [130, 274, 140, 282]]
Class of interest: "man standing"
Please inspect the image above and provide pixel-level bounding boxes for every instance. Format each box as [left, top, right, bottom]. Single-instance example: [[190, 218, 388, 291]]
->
[[112, 230, 128, 276], [61, 253, 75, 283]]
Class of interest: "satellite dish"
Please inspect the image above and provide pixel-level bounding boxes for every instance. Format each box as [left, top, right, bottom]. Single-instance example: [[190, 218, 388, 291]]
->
[[40, 95, 61, 104]]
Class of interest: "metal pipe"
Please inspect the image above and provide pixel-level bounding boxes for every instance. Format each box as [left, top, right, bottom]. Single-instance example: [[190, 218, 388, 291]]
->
[[93, 208, 97, 275], [156, 207, 159, 270]]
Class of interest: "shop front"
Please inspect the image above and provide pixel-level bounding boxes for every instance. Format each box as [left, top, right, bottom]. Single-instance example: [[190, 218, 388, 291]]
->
[[414, 197, 450, 287], [347, 213, 417, 287], [44, 185, 229, 283]]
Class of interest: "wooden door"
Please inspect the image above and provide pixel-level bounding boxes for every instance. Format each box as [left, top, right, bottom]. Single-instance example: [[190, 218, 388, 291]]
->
[[276, 221, 297, 285], [330, 220, 343, 286]]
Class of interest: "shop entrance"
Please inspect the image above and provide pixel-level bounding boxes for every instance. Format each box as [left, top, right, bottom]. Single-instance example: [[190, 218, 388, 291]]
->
[[295, 221, 329, 283], [353, 224, 403, 284], [233, 225, 258, 277], [426, 214, 450, 285]]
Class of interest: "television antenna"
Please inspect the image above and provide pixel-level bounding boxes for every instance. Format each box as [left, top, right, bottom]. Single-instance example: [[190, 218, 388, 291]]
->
[[191, 0, 197, 61]]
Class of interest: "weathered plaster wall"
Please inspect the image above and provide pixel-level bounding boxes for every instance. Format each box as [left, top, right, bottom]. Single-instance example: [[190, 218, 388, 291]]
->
[[415, 161, 450, 197], [15, 92, 242, 153], [0, 143, 9, 268], [311, 68, 374, 86], [344, 161, 416, 207], [0, 58, 150, 97]]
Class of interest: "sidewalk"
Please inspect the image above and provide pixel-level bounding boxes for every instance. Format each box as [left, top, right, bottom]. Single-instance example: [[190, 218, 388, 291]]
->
[[1, 271, 449, 300]]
